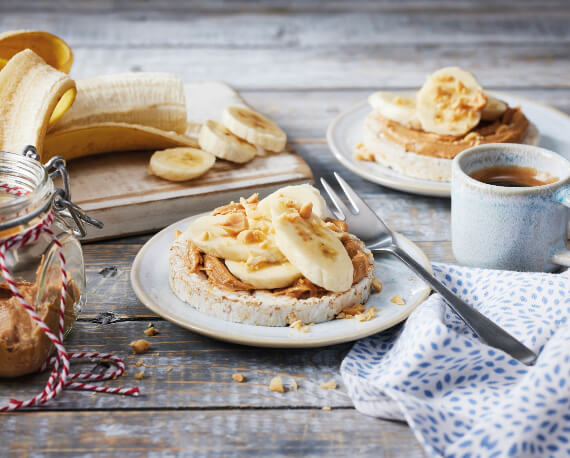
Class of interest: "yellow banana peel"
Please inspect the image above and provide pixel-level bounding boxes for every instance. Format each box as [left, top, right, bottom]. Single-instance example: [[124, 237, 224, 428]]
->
[[0, 30, 73, 73]]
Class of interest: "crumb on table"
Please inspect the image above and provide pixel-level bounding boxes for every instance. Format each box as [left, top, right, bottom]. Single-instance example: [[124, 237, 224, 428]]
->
[[322, 406, 332, 411], [144, 326, 159, 337], [135, 370, 145, 380], [320, 380, 337, 390], [269, 376, 285, 393], [130, 340, 151, 354], [232, 373, 245, 383]]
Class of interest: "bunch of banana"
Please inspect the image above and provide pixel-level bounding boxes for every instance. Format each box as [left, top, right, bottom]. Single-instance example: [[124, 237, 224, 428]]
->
[[368, 67, 508, 137], [198, 106, 287, 163], [183, 184, 353, 292]]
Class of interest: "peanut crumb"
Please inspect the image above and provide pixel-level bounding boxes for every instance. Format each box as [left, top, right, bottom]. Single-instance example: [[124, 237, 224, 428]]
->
[[391, 295, 406, 305], [357, 306, 378, 322], [135, 359, 144, 367], [291, 379, 298, 391], [269, 376, 285, 393], [299, 202, 313, 219], [322, 406, 332, 411], [320, 380, 337, 390], [289, 319, 310, 333], [408, 277, 414, 281], [246, 193, 259, 204], [372, 277, 383, 293], [340, 304, 365, 316], [135, 370, 145, 380], [232, 373, 245, 383], [166, 366, 173, 373], [130, 340, 151, 354], [174, 229, 182, 239], [353, 151, 375, 162], [144, 326, 159, 337]]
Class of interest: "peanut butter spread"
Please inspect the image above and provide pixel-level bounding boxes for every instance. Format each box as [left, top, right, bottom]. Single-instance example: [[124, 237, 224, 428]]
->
[[184, 217, 371, 298], [0, 268, 78, 378], [374, 107, 529, 159]]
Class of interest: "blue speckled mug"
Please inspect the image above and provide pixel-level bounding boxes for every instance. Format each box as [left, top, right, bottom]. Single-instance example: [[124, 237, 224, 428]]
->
[[452, 143, 570, 272]]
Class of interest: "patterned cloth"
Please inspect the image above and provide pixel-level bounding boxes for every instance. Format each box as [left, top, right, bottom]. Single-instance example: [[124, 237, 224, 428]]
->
[[341, 263, 570, 457]]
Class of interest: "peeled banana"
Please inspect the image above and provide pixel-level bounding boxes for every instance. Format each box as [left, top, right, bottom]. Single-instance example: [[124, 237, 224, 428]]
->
[[222, 106, 286, 153], [148, 147, 215, 182], [416, 67, 487, 136], [199, 120, 257, 163], [50, 73, 188, 134], [0, 49, 76, 158]]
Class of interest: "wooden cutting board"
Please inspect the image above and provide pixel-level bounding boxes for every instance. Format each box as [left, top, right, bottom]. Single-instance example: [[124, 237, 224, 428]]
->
[[66, 82, 313, 241]]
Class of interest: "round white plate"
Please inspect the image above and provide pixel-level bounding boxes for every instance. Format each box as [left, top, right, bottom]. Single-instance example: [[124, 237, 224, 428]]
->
[[327, 93, 570, 197], [131, 214, 432, 348]]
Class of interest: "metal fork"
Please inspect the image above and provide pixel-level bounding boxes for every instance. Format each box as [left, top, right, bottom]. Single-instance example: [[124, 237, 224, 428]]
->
[[320, 172, 538, 366]]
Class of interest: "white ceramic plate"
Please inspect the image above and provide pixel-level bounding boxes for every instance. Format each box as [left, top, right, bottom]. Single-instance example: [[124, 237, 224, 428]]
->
[[131, 214, 432, 348], [327, 93, 570, 197]]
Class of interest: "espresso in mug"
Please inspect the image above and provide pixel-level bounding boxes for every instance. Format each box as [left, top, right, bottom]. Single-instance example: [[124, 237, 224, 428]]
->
[[469, 165, 558, 187]]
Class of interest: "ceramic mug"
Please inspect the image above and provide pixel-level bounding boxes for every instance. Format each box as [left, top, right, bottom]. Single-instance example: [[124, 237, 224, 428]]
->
[[451, 143, 570, 272]]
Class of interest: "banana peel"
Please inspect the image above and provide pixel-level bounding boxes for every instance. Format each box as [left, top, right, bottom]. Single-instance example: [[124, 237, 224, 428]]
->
[[43, 122, 199, 162], [0, 30, 73, 73]]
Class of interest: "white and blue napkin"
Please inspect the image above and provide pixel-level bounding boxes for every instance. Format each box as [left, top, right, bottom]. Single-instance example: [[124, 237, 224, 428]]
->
[[341, 263, 570, 457]]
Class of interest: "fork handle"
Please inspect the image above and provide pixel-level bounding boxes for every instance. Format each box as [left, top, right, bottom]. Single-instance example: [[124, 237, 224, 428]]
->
[[373, 245, 538, 366]]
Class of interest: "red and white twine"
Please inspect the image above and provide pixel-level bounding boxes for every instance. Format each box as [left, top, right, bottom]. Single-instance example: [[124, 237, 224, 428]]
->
[[0, 184, 139, 412]]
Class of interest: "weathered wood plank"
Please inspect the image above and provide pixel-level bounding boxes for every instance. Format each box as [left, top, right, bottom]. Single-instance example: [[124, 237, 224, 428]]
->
[[52, 45, 570, 89], [1, 409, 424, 457], [0, 319, 355, 410], [1, 10, 568, 47]]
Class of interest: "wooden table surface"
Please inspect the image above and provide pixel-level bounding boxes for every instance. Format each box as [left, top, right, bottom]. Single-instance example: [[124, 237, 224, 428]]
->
[[1, 1, 569, 456]]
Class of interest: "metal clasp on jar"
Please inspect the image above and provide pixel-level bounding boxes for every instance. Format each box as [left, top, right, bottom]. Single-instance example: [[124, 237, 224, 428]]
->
[[22, 145, 103, 237]]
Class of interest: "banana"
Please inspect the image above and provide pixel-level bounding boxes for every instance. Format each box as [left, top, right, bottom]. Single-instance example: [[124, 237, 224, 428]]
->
[[270, 197, 353, 292], [50, 73, 187, 134], [0, 49, 76, 158], [225, 260, 302, 289], [257, 184, 328, 219], [480, 94, 508, 121], [148, 147, 215, 182], [199, 120, 257, 163], [183, 214, 286, 264], [416, 67, 487, 136], [44, 122, 198, 162], [368, 91, 421, 129], [0, 30, 73, 73], [222, 106, 286, 153]]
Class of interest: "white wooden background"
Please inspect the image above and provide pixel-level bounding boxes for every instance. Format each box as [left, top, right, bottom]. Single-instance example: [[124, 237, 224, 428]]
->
[[0, 0, 569, 456]]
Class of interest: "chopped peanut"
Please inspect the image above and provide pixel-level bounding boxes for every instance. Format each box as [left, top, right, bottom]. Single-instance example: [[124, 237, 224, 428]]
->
[[174, 229, 182, 239], [130, 340, 151, 354], [144, 326, 159, 337], [232, 373, 245, 383], [320, 380, 337, 390], [291, 379, 298, 391], [322, 406, 332, 411], [299, 202, 313, 219], [391, 295, 406, 305], [134, 370, 145, 380], [269, 376, 285, 393], [372, 277, 383, 293], [357, 306, 378, 322]]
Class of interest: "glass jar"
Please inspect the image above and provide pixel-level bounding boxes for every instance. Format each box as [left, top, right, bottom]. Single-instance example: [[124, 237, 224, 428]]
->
[[0, 149, 100, 378]]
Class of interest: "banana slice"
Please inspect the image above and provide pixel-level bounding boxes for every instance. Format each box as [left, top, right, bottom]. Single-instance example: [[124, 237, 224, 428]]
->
[[271, 198, 353, 292], [222, 106, 286, 153], [417, 67, 487, 136], [368, 91, 421, 129], [480, 94, 508, 121], [258, 184, 328, 219], [225, 260, 302, 289], [199, 120, 257, 163], [149, 147, 215, 182], [183, 214, 286, 264]]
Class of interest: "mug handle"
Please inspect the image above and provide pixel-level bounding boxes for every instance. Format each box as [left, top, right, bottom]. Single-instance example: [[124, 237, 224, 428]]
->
[[550, 184, 570, 267]]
